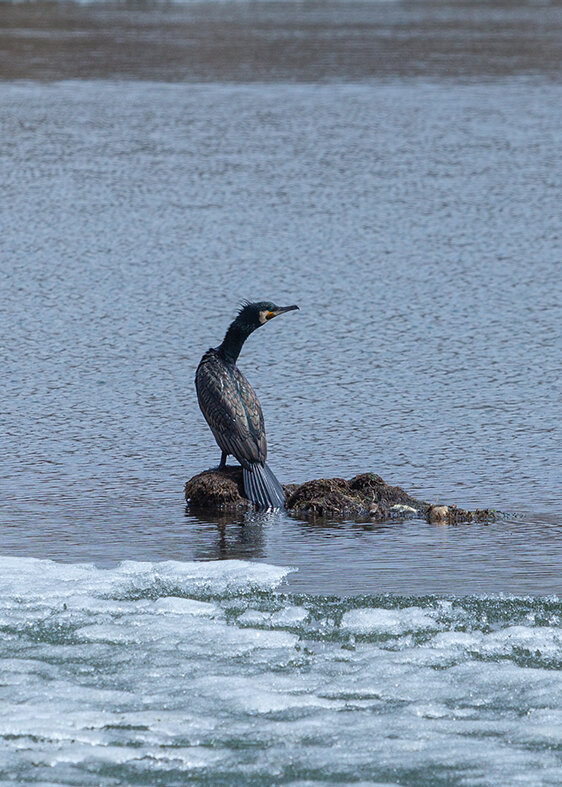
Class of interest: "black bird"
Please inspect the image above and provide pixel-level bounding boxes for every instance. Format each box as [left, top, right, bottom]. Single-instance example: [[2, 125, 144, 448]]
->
[[196, 301, 299, 509]]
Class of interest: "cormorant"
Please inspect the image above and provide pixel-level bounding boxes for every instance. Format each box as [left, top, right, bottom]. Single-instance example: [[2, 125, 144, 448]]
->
[[195, 301, 299, 509]]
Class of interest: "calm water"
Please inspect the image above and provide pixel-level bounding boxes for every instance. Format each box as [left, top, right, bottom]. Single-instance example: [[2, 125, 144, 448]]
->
[[1, 1, 562, 783]]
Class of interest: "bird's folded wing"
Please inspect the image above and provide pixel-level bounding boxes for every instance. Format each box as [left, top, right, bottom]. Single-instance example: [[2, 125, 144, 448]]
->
[[196, 358, 266, 466]]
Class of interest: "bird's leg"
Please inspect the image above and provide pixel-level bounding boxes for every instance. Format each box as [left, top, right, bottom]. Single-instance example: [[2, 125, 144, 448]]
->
[[218, 451, 227, 471]]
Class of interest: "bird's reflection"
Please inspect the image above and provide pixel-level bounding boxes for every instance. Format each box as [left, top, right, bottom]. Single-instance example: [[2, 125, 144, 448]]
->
[[186, 507, 281, 560]]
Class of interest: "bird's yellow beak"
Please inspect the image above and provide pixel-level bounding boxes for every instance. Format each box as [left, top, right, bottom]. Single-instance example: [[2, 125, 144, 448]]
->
[[267, 305, 299, 320]]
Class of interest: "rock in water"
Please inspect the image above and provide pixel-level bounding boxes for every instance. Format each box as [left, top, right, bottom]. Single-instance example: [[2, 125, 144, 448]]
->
[[428, 505, 450, 523], [185, 467, 252, 511], [185, 468, 498, 522], [284, 473, 425, 519]]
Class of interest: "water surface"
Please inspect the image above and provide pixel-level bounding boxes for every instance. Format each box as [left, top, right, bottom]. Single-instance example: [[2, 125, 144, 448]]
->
[[2, 77, 561, 594]]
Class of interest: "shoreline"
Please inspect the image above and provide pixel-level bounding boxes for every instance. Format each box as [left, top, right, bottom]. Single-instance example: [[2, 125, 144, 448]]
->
[[1, 0, 561, 83]]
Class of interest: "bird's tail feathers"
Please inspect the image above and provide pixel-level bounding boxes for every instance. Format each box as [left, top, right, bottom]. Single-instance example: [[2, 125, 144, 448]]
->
[[243, 463, 285, 510]]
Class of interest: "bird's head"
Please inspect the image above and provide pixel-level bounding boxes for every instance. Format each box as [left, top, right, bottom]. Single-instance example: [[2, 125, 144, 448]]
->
[[235, 301, 299, 332], [218, 300, 299, 363]]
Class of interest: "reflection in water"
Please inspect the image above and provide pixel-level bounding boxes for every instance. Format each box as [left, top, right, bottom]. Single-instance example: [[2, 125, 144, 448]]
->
[[188, 505, 402, 564], [187, 508, 276, 561]]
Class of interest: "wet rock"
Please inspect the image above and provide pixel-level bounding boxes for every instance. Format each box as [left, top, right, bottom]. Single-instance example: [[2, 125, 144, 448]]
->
[[284, 473, 425, 520], [390, 504, 419, 515], [427, 503, 497, 525], [284, 477, 370, 518], [185, 467, 252, 511], [185, 468, 497, 523], [428, 505, 450, 523]]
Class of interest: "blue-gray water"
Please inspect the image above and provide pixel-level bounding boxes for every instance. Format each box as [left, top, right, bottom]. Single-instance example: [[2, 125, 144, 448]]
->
[[1, 1, 562, 783], [2, 78, 561, 594]]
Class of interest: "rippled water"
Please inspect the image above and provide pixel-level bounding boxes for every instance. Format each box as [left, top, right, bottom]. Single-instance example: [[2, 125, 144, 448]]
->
[[2, 77, 561, 594]]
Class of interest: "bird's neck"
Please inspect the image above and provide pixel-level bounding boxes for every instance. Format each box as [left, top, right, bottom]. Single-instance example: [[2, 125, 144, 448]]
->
[[217, 321, 254, 364]]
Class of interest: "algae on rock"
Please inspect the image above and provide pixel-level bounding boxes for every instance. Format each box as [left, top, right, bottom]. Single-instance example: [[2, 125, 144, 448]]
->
[[185, 468, 496, 523]]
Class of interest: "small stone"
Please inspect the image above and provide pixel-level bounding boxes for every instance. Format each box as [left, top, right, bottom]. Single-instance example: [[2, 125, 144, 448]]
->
[[428, 505, 450, 523], [390, 504, 418, 515]]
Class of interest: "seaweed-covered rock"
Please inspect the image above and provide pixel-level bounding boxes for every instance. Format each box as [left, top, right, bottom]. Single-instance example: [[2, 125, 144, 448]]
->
[[349, 473, 425, 511], [426, 504, 497, 525], [185, 467, 251, 511], [184, 468, 497, 523], [284, 476, 375, 518], [283, 473, 426, 519]]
